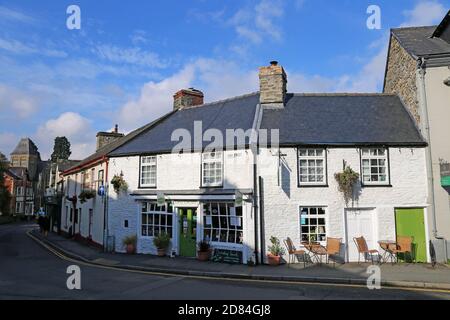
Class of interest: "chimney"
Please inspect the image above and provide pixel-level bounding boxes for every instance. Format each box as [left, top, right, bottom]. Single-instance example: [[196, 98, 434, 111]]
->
[[173, 88, 204, 110], [259, 60, 287, 108], [96, 124, 124, 151]]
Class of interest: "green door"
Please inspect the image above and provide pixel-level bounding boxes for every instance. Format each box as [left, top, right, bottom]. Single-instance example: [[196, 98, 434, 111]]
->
[[395, 208, 427, 262], [179, 208, 197, 257]]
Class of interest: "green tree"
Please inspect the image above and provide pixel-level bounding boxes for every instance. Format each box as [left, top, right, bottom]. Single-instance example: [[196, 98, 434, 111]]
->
[[0, 161, 11, 216], [50, 137, 72, 162]]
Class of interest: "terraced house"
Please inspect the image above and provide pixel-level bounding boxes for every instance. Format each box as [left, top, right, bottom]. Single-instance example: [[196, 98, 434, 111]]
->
[[99, 61, 430, 264]]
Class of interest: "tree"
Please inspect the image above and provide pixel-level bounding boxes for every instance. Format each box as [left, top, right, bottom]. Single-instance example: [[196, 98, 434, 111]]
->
[[51, 137, 71, 162], [0, 161, 11, 215]]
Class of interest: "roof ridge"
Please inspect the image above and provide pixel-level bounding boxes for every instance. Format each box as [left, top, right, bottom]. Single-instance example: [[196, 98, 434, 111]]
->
[[391, 25, 437, 31], [290, 93, 397, 97], [182, 91, 259, 110]]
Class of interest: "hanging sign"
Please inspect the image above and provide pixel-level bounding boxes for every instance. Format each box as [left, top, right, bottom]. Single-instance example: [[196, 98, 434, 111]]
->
[[234, 190, 243, 207], [157, 192, 165, 206]]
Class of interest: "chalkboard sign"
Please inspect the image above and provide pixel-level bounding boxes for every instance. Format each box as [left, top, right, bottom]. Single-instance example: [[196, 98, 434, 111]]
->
[[211, 249, 242, 264]]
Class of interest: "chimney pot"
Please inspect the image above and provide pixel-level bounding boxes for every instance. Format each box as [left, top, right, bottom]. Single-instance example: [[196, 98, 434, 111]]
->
[[114, 124, 118, 133], [173, 88, 204, 110], [270, 60, 278, 66]]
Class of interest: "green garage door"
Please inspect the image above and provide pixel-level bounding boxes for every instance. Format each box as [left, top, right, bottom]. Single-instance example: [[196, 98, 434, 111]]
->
[[395, 208, 427, 262]]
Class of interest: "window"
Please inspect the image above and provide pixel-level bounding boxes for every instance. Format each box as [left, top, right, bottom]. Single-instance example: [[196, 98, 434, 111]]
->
[[300, 207, 326, 243], [16, 202, 22, 213], [141, 202, 173, 237], [361, 148, 389, 185], [298, 149, 326, 185], [90, 168, 95, 190], [202, 151, 223, 187], [140, 156, 157, 187], [203, 202, 243, 244], [98, 170, 104, 187]]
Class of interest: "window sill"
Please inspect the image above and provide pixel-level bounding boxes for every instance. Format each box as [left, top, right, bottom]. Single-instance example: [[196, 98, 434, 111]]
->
[[200, 185, 224, 189], [361, 184, 392, 188], [138, 186, 157, 189], [297, 184, 329, 188]]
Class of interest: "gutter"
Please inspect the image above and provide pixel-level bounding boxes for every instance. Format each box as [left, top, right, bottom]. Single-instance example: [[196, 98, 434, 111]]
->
[[416, 57, 440, 239]]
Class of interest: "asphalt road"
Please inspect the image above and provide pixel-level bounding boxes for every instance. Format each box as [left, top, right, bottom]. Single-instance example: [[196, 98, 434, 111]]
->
[[1, 222, 450, 300]]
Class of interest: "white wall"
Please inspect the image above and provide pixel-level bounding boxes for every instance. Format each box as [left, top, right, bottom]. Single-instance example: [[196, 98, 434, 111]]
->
[[258, 147, 428, 262], [424, 66, 450, 239], [107, 150, 255, 261]]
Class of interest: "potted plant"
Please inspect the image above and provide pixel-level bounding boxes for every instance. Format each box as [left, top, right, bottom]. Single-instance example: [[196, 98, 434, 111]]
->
[[153, 232, 171, 256], [111, 173, 128, 194], [122, 234, 137, 254], [267, 236, 285, 266], [197, 240, 212, 261]]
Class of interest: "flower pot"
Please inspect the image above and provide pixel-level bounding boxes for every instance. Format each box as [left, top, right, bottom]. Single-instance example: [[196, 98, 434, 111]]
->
[[267, 254, 281, 266], [157, 248, 166, 257], [197, 250, 211, 261], [126, 244, 135, 254]]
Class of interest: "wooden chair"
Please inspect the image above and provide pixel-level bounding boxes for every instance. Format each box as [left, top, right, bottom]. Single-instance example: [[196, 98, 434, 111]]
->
[[353, 236, 379, 264], [392, 236, 414, 263], [284, 237, 307, 268], [326, 237, 342, 266]]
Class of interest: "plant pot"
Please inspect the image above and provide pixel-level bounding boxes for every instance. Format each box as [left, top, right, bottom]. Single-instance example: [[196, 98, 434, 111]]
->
[[157, 248, 166, 257], [197, 250, 211, 261], [126, 244, 135, 254], [267, 254, 281, 266]]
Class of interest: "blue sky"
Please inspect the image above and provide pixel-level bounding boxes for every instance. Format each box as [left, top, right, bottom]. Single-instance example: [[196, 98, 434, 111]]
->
[[0, 0, 449, 159]]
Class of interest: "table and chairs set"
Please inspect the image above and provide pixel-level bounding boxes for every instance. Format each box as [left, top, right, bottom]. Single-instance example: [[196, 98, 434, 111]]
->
[[283, 235, 415, 267]]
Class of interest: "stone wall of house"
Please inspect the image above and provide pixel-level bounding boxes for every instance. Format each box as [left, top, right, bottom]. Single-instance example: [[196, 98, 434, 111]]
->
[[384, 35, 420, 124], [258, 146, 429, 262]]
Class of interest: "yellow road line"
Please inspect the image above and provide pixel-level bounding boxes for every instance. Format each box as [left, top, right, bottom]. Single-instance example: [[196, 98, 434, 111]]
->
[[27, 231, 450, 295]]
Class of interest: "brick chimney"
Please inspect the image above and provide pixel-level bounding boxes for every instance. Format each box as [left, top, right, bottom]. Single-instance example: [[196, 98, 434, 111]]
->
[[173, 88, 204, 110], [259, 61, 287, 108], [96, 124, 124, 151]]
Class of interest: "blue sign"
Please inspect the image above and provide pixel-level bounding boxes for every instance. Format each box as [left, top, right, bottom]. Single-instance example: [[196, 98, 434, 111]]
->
[[98, 185, 105, 196]]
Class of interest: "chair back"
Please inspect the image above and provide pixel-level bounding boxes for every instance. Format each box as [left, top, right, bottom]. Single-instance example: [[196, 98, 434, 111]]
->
[[326, 237, 342, 255], [284, 237, 295, 254], [353, 236, 368, 253], [396, 235, 413, 252]]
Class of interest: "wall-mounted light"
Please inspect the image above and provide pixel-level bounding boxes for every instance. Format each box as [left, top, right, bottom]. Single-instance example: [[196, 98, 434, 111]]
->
[[444, 76, 450, 86]]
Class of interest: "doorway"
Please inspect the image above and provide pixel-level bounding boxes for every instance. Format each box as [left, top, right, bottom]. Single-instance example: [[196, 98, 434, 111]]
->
[[395, 208, 427, 262], [178, 208, 197, 257], [345, 208, 377, 262]]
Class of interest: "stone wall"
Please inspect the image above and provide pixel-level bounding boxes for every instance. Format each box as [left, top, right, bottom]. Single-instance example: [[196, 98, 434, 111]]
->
[[259, 63, 287, 105], [384, 35, 420, 124]]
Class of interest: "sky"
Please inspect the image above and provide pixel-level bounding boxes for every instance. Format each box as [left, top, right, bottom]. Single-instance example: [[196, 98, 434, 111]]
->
[[0, 0, 449, 160]]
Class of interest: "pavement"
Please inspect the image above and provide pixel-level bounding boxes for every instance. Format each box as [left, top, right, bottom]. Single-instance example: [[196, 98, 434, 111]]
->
[[2, 222, 450, 300], [28, 226, 450, 290]]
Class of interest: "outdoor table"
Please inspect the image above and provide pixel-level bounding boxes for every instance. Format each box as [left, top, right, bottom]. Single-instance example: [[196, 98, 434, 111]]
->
[[301, 242, 327, 264], [378, 240, 397, 264]]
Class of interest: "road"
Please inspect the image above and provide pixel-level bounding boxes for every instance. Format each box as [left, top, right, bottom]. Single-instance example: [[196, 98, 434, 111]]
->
[[1, 222, 450, 300]]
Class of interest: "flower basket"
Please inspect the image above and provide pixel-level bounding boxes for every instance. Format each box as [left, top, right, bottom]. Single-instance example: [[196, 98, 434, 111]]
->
[[111, 174, 128, 194]]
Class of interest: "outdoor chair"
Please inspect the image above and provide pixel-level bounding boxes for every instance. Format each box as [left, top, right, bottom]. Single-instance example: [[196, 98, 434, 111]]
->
[[392, 236, 414, 263], [325, 237, 342, 266], [353, 236, 379, 264], [284, 237, 307, 268]]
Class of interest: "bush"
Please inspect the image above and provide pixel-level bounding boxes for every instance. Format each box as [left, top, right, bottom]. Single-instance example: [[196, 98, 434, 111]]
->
[[267, 236, 285, 256], [153, 232, 171, 249]]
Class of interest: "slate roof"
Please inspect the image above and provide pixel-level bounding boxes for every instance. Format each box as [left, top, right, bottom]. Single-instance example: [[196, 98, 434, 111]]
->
[[110, 93, 260, 156], [11, 138, 40, 156], [259, 93, 426, 147], [63, 111, 176, 174], [391, 26, 450, 58]]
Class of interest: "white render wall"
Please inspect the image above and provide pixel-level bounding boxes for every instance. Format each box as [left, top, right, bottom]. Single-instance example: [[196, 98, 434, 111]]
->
[[60, 162, 107, 245], [107, 150, 255, 261], [258, 147, 429, 262]]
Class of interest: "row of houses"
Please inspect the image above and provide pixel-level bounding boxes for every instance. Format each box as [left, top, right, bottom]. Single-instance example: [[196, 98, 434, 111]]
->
[[58, 12, 450, 264]]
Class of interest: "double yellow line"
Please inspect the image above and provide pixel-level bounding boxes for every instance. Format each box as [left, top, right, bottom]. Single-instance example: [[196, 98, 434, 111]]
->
[[27, 230, 450, 295]]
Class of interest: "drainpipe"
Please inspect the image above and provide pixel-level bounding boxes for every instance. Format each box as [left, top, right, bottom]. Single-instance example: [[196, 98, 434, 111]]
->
[[416, 57, 440, 239], [103, 158, 109, 252]]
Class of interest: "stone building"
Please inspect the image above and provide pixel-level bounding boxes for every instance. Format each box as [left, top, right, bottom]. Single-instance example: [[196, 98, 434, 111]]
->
[[384, 10, 450, 254]]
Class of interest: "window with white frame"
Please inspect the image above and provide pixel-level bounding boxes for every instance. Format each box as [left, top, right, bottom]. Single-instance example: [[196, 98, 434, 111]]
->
[[203, 202, 243, 244], [202, 151, 223, 187], [298, 148, 327, 185], [300, 207, 327, 243], [141, 202, 173, 238], [361, 148, 389, 185], [140, 156, 157, 187]]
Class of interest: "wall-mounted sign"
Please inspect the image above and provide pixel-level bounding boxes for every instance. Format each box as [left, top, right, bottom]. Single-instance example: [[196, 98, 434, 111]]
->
[[235, 190, 243, 207], [157, 192, 165, 206]]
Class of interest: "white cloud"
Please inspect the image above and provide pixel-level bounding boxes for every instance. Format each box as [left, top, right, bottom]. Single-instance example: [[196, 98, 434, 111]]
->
[[401, 1, 447, 27], [228, 0, 284, 44], [94, 44, 167, 68], [0, 84, 38, 118], [0, 37, 67, 58], [0, 5, 35, 24], [35, 112, 96, 160], [0, 132, 18, 157]]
